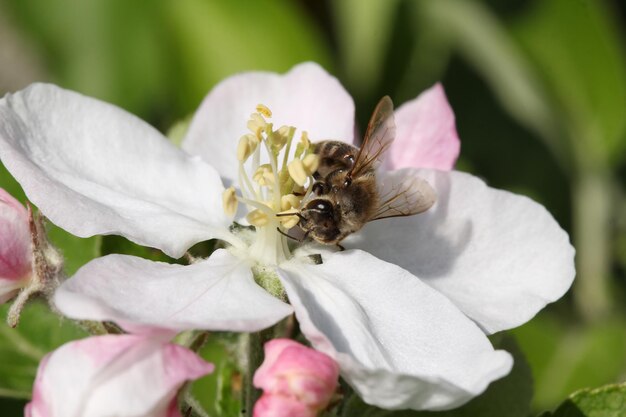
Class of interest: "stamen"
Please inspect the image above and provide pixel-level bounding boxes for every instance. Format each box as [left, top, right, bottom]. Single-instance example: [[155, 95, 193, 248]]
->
[[222, 187, 238, 217], [237, 134, 258, 162], [281, 194, 302, 211], [247, 113, 267, 136], [247, 209, 270, 227], [253, 164, 275, 188], [287, 154, 319, 187], [276, 208, 300, 229], [229, 103, 320, 266], [256, 104, 272, 118]]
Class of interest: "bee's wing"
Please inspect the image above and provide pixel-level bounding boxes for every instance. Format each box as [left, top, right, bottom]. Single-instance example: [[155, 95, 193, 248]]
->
[[349, 96, 396, 178], [371, 171, 436, 220]]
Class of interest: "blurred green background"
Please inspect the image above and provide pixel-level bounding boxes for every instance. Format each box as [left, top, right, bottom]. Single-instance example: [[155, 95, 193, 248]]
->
[[0, 0, 625, 415]]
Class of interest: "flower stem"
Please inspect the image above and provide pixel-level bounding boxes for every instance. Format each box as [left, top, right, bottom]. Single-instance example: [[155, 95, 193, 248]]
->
[[242, 328, 273, 416], [572, 170, 613, 322]]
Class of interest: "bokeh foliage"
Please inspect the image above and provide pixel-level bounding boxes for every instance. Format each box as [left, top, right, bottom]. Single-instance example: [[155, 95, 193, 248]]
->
[[0, 0, 625, 416]]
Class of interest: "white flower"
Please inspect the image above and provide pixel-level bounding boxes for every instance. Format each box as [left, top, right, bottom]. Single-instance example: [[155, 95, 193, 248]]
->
[[0, 63, 575, 411]]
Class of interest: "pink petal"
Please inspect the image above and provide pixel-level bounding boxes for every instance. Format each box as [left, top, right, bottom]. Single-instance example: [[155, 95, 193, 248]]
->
[[25, 334, 213, 417], [254, 339, 339, 408], [183, 62, 356, 185], [0, 188, 31, 288], [253, 393, 316, 417], [388, 83, 460, 171]]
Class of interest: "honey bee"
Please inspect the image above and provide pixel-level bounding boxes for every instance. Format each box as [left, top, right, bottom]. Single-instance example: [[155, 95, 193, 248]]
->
[[294, 96, 436, 246]]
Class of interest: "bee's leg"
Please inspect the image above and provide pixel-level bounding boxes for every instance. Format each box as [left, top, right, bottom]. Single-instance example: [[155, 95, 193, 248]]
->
[[336, 244, 345, 251], [276, 227, 303, 242]]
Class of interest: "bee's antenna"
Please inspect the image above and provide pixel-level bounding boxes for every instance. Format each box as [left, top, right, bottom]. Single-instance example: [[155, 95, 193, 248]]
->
[[276, 212, 305, 220]]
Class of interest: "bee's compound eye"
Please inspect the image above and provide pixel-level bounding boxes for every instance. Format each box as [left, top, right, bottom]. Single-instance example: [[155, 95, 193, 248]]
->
[[316, 201, 332, 213]]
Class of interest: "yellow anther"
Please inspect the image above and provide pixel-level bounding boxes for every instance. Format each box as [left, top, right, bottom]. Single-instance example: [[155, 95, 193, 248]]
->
[[247, 113, 267, 136], [253, 164, 275, 187], [237, 134, 258, 162], [295, 131, 311, 158], [277, 208, 300, 229], [247, 209, 269, 227], [287, 159, 307, 187], [222, 187, 238, 217], [281, 194, 302, 211], [269, 125, 291, 151], [256, 104, 272, 118], [300, 131, 311, 149], [302, 153, 320, 174]]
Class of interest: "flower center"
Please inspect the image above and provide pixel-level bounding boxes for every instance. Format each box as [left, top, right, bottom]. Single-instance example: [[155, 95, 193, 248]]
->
[[222, 104, 319, 265]]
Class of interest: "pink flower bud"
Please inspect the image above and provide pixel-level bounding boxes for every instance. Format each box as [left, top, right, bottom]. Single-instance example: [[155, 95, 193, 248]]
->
[[253, 339, 339, 417], [25, 334, 214, 417], [0, 188, 32, 303]]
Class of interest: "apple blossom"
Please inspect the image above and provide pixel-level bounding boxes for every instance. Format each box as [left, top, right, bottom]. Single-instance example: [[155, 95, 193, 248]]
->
[[253, 339, 339, 417], [0, 187, 31, 303], [25, 333, 214, 417], [0, 62, 575, 410]]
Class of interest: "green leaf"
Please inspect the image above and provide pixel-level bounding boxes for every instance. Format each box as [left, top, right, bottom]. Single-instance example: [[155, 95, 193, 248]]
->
[[512, 314, 626, 411], [542, 383, 626, 417], [341, 335, 532, 417], [0, 301, 88, 399]]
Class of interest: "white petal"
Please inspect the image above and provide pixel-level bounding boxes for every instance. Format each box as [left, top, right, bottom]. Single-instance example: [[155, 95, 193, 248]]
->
[[278, 250, 512, 411], [0, 84, 232, 258], [25, 335, 213, 417], [351, 169, 575, 333], [54, 249, 293, 333], [183, 62, 355, 184]]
